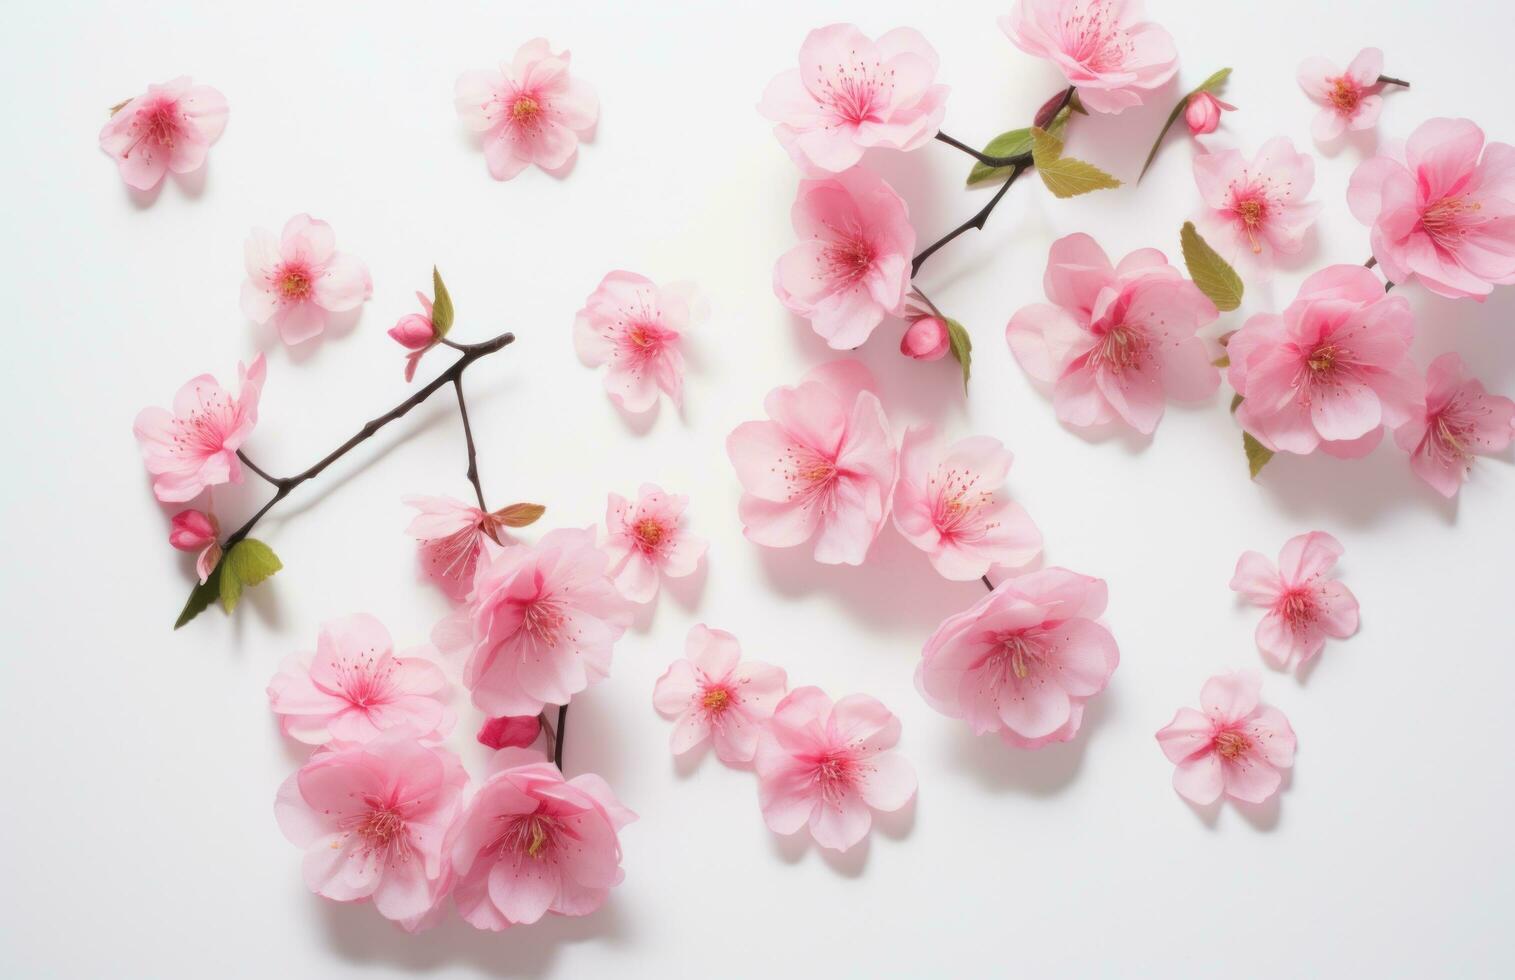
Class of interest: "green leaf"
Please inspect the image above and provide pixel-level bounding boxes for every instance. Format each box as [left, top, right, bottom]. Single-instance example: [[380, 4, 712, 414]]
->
[[1195, 67, 1233, 96], [174, 562, 223, 630], [1244, 432, 1274, 479], [945, 318, 972, 392], [491, 502, 546, 528], [1181, 221, 1244, 312], [1138, 67, 1232, 182], [431, 266, 455, 337], [218, 538, 283, 615], [1030, 127, 1121, 198], [965, 128, 1033, 187], [1213, 355, 1230, 368], [1230, 393, 1244, 413]]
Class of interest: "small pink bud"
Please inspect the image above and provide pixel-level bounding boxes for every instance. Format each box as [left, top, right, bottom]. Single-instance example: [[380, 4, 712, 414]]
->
[[388, 313, 436, 350], [168, 509, 218, 551], [901, 316, 950, 361], [1184, 92, 1234, 136], [478, 715, 542, 750]]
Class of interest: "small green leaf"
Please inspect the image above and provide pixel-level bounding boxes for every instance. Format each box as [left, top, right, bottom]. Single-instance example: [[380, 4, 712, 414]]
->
[[1138, 67, 1232, 182], [1213, 355, 1230, 368], [1181, 221, 1244, 312], [945, 318, 972, 392], [966, 128, 1033, 187], [174, 562, 223, 629], [1030, 127, 1121, 198], [491, 502, 546, 528], [219, 538, 283, 614], [431, 266, 455, 337], [1244, 432, 1274, 479], [1195, 67, 1233, 96], [1230, 393, 1244, 413]]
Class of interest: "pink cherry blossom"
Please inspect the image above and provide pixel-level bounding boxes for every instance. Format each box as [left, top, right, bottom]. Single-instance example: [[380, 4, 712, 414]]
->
[[403, 495, 498, 602], [267, 613, 454, 745], [917, 568, 1118, 748], [726, 360, 898, 566], [168, 508, 221, 583], [1227, 265, 1423, 459], [451, 749, 634, 930], [241, 214, 373, 346], [133, 354, 266, 503], [1192, 137, 1320, 280], [477, 715, 542, 751], [652, 625, 788, 764], [601, 484, 707, 604], [773, 166, 915, 350], [389, 293, 438, 382], [274, 731, 467, 926], [1230, 531, 1359, 672], [1297, 48, 1387, 142], [455, 39, 598, 181], [758, 23, 949, 173], [1007, 233, 1220, 433], [753, 687, 916, 852], [892, 427, 1042, 580], [98, 77, 227, 191], [1001, 0, 1179, 115], [1155, 671, 1296, 806], [1184, 91, 1234, 136], [1348, 118, 1515, 301], [573, 271, 701, 413], [1394, 353, 1515, 497]]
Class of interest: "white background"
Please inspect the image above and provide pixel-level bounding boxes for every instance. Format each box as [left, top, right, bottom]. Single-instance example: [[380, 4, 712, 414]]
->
[[2, 1, 1512, 977]]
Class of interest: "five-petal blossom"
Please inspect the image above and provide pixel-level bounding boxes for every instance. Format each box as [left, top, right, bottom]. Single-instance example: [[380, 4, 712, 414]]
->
[[652, 625, 788, 764], [1230, 531, 1359, 672], [1155, 671, 1296, 806]]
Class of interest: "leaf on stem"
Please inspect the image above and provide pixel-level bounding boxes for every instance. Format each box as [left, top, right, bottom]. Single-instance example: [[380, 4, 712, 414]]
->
[[492, 503, 546, 528], [946, 318, 972, 392], [218, 538, 283, 615], [174, 562, 223, 629], [1138, 67, 1232, 182], [431, 266, 455, 337], [1029, 126, 1121, 198], [965, 105, 1077, 188], [1180, 221, 1244, 311], [1243, 432, 1274, 479]]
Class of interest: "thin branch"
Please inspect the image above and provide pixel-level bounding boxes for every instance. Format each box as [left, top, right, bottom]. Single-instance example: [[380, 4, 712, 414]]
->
[[912, 162, 1028, 277], [1364, 255, 1378, 269], [554, 704, 569, 770], [236, 450, 282, 487], [1377, 74, 1410, 88], [933, 130, 1030, 169], [980, 575, 995, 592], [453, 375, 487, 510]]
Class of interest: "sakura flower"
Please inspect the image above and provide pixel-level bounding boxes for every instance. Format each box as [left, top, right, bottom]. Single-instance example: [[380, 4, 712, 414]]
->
[[98, 76, 227, 191], [917, 568, 1118, 747], [1001, 0, 1179, 115], [403, 495, 495, 602], [451, 749, 634, 930], [133, 354, 266, 503], [773, 166, 914, 350], [601, 484, 706, 604], [652, 625, 788, 764], [726, 360, 898, 566], [1192, 137, 1320, 280], [1227, 265, 1423, 458], [1394, 353, 1515, 497], [1006, 233, 1220, 434], [477, 715, 542, 751], [1184, 91, 1234, 136], [241, 214, 373, 346], [274, 731, 467, 927], [1155, 671, 1296, 805], [1297, 48, 1387, 142], [757, 23, 949, 173], [892, 427, 1042, 580], [753, 687, 916, 852], [389, 293, 438, 382], [573, 272, 702, 413], [1348, 118, 1515, 300], [168, 508, 220, 583], [1230, 531, 1359, 672], [455, 39, 598, 181], [267, 613, 454, 745]]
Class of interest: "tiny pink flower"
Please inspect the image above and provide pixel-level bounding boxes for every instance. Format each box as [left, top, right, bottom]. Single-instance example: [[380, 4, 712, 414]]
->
[[900, 315, 949, 361], [241, 214, 373, 346], [1192, 137, 1320, 281], [1297, 48, 1387, 142], [726, 360, 898, 566], [455, 39, 598, 181], [652, 625, 788, 765], [133, 354, 266, 503], [477, 715, 542, 751], [403, 495, 498, 602], [1394, 353, 1515, 497], [573, 271, 702, 413], [1184, 91, 1234, 136], [1007, 233, 1220, 434], [168, 508, 221, 583], [1155, 670, 1296, 806], [98, 77, 227, 191], [1230, 531, 1359, 672], [389, 293, 438, 382], [758, 23, 949, 173], [753, 687, 916, 852], [773, 166, 915, 350], [601, 484, 707, 604], [1001, 0, 1179, 115]]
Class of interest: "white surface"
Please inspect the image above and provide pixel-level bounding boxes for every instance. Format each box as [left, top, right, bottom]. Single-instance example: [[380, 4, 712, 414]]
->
[[2, 1, 1513, 977]]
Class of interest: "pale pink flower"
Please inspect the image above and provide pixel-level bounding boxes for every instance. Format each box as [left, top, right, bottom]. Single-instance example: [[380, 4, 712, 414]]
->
[[133, 355, 266, 503], [892, 427, 1042, 580], [241, 214, 373, 346], [168, 508, 221, 583], [477, 715, 542, 751], [753, 687, 916, 852], [451, 749, 634, 930], [1001, 0, 1179, 114], [389, 293, 437, 382], [1348, 118, 1515, 301], [98, 77, 227, 191], [573, 272, 701, 413], [1394, 353, 1515, 497], [1230, 531, 1359, 672], [601, 484, 706, 604], [1184, 91, 1234, 136], [1007, 233, 1220, 433], [773, 166, 914, 349], [1192, 137, 1320, 281], [267, 613, 454, 745], [726, 360, 898, 566], [274, 731, 467, 926], [1227, 265, 1423, 459], [403, 495, 497, 602], [900, 315, 949, 361], [1155, 671, 1296, 805], [758, 23, 949, 173], [1297, 48, 1386, 142], [455, 39, 598, 181], [652, 625, 788, 764]]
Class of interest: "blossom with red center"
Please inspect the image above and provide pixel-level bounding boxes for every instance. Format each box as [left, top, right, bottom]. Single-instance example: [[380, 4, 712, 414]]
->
[[652, 625, 788, 764], [1155, 671, 1296, 806], [1394, 353, 1515, 497], [241, 214, 373, 346], [1298, 48, 1388, 142], [168, 508, 221, 583], [1231, 531, 1359, 673], [97, 76, 227, 191], [1192, 136, 1320, 281], [1001, 0, 1178, 114], [133, 354, 265, 503], [455, 38, 598, 181], [573, 271, 701, 413], [601, 484, 706, 604]]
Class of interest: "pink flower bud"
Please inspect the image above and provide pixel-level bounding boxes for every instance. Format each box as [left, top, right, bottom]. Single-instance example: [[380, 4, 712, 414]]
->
[[388, 313, 436, 350], [168, 509, 218, 551], [477, 715, 542, 750], [1184, 92, 1234, 136], [900, 316, 950, 361]]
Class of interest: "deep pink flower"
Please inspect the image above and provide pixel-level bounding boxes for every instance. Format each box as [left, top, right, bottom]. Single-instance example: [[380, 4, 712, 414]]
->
[[477, 715, 542, 751], [168, 508, 221, 583], [773, 166, 915, 350], [1001, 0, 1179, 114], [1348, 118, 1515, 301], [1184, 91, 1234, 136], [726, 360, 898, 566], [900, 315, 949, 361], [1394, 353, 1515, 497], [133, 355, 266, 503], [1192, 137, 1320, 281], [1297, 48, 1386, 142], [573, 271, 701, 413], [753, 687, 916, 852], [1155, 671, 1296, 805], [241, 214, 372, 346], [403, 495, 498, 602], [455, 39, 598, 181], [758, 23, 949, 173], [601, 484, 706, 604], [1007, 233, 1220, 433], [652, 625, 788, 764], [389, 293, 438, 382], [98, 77, 227, 191], [1230, 531, 1359, 672]]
